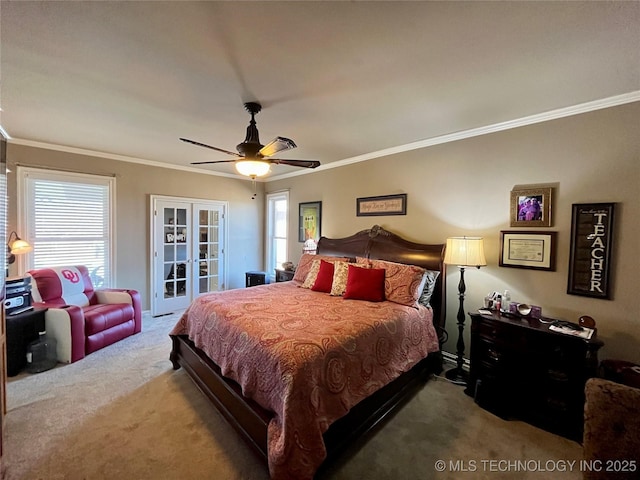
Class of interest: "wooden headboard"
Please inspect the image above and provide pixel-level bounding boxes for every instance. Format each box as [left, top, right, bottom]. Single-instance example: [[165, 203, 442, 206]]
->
[[316, 225, 447, 344]]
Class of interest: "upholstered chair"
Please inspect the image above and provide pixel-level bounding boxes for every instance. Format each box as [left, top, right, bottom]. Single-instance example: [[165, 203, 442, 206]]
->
[[583, 372, 640, 480], [27, 265, 142, 363]]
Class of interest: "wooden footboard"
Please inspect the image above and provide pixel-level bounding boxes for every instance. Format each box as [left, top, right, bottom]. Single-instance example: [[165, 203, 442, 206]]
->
[[170, 334, 442, 467], [170, 334, 271, 461]]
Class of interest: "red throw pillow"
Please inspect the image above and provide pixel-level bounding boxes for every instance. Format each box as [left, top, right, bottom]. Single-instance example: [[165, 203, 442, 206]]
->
[[311, 260, 336, 293], [343, 264, 385, 302]]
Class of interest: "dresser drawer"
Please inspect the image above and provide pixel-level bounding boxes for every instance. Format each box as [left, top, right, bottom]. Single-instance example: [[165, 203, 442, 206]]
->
[[472, 318, 528, 349], [474, 339, 511, 370]]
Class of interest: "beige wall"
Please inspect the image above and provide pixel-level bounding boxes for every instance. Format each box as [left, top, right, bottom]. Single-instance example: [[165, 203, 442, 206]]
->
[[5, 102, 639, 362], [6, 145, 265, 309], [268, 102, 640, 362]]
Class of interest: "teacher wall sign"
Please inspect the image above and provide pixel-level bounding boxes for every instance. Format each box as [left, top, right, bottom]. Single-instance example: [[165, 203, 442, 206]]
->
[[567, 203, 616, 299]]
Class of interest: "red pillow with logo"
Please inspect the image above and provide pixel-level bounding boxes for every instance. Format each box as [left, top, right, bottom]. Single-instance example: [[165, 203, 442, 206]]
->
[[343, 264, 385, 302], [311, 260, 336, 293]]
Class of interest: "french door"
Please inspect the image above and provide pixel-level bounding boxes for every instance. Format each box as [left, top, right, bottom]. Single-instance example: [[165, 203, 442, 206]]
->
[[151, 196, 226, 316]]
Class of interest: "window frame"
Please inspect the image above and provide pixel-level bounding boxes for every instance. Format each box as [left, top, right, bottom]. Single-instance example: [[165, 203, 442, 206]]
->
[[17, 166, 116, 286], [265, 190, 289, 280]]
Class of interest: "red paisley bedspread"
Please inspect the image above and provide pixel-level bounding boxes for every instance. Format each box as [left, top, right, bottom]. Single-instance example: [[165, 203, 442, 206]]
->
[[170, 281, 439, 479]]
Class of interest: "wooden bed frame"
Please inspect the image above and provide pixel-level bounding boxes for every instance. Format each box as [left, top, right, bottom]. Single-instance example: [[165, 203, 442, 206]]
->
[[170, 225, 447, 471]]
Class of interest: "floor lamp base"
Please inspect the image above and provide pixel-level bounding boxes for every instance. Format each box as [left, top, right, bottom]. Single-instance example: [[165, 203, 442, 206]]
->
[[445, 366, 468, 385]]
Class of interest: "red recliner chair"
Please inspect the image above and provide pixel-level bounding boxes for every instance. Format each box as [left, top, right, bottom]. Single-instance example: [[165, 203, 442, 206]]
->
[[27, 265, 142, 363]]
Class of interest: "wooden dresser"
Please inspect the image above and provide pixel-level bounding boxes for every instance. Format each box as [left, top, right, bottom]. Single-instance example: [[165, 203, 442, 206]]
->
[[466, 310, 604, 440]]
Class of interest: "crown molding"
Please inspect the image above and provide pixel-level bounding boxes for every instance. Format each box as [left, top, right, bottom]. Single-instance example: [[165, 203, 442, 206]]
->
[[8, 90, 639, 183], [268, 90, 640, 181], [7, 138, 253, 181]]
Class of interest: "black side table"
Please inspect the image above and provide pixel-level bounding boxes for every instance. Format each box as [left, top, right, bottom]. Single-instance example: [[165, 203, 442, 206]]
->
[[275, 269, 295, 282], [6, 307, 47, 376], [245, 271, 268, 287]]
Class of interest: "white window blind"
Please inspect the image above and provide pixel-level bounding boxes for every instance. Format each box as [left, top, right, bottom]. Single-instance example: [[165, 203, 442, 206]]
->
[[19, 168, 115, 288]]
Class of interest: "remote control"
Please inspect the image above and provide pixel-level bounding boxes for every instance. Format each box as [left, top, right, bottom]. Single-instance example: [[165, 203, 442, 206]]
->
[[553, 320, 583, 331]]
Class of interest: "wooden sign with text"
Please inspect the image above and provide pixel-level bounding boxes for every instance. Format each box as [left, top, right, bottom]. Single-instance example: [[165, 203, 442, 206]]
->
[[567, 203, 615, 299]]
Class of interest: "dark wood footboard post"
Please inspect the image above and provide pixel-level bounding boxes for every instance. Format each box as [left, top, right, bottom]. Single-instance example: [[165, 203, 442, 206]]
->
[[169, 335, 181, 370]]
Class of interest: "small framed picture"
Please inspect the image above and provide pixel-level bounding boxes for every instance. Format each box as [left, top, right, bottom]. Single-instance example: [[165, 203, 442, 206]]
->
[[356, 193, 407, 216], [500, 230, 557, 271], [299, 201, 322, 243], [510, 187, 553, 227]]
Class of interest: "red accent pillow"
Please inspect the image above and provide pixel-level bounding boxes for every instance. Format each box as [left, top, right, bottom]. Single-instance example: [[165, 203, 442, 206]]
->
[[357, 257, 427, 308], [311, 260, 336, 293], [343, 264, 385, 302]]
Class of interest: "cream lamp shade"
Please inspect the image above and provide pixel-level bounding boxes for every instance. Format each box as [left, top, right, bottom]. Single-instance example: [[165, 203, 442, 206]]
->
[[6, 231, 33, 265], [444, 236, 486, 268], [235, 160, 271, 178], [9, 238, 33, 255]]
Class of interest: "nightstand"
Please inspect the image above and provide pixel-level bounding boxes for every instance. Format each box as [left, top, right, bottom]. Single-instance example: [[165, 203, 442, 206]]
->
[[245, 271, 269, 287], [275, 269, 295, 282], [6, 307, 48, 376], [466, 309, 603, 440]]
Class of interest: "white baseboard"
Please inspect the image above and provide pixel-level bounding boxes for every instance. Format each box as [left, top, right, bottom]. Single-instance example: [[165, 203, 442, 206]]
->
[[442, 351, 470, 371]]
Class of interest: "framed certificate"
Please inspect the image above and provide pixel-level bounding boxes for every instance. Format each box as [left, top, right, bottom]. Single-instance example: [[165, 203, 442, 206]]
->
[[500, 230, 557, 271]]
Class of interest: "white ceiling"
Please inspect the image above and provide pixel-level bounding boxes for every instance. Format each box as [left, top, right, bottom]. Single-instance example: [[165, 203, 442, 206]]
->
[[1, 1, 639, 181]]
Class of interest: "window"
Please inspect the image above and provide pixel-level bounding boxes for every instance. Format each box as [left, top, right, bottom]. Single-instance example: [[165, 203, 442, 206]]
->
[[266, 191, 289, 278], [18, 167, 115, 287]]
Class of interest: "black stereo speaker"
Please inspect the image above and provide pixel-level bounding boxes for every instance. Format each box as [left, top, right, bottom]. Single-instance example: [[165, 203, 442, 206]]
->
[[4, 276, 32, 314]]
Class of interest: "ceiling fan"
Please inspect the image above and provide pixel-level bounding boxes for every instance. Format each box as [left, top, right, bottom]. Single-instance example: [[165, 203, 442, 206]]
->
[[180, 102, 320, 179]]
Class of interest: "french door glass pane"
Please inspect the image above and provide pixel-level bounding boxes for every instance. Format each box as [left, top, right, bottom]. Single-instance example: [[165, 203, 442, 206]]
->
[[163, 207, 188, 299], [196, 207, 221, 295]]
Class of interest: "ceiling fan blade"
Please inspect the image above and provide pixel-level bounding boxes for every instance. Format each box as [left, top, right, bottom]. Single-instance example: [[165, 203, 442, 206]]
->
[[180, 138, 242, 157], [268, 159, 321, 169], [259, 137, 297, 157], [190, 159, 239, 165]]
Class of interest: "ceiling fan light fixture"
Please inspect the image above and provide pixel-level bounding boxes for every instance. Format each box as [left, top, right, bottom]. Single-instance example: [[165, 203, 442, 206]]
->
[[184, 102, 319, 173], [235, 160, 271, 178]]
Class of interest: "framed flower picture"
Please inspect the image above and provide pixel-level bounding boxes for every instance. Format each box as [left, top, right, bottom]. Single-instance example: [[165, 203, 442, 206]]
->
[[299, 201, 322, 243]]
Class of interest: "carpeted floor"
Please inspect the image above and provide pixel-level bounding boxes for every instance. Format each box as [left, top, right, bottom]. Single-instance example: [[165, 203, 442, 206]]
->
[[3, 312, 583, 479]]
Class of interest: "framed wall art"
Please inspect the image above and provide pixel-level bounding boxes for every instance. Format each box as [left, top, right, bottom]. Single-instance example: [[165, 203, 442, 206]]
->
[[510, 187, 553, 227], [299, 201, 322, 243], [499, 230, 557, 271], [567, 202, 615, 299], [356, 193, 407, 217]]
